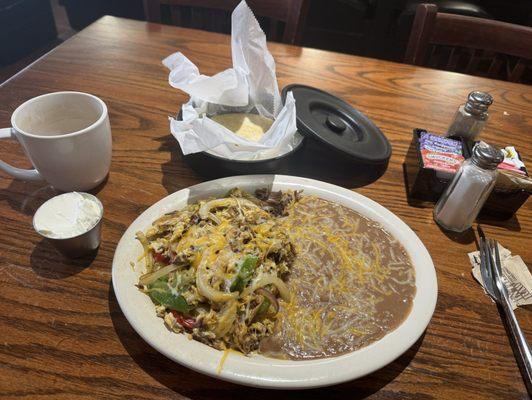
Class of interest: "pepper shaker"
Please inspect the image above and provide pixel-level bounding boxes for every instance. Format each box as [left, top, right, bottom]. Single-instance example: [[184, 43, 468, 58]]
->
[[446, 91, 493, 140], [433, 142, 503, 232]]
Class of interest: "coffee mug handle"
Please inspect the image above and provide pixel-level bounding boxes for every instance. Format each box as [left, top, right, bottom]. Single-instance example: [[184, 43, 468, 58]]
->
[[0, 128, 43, 181]]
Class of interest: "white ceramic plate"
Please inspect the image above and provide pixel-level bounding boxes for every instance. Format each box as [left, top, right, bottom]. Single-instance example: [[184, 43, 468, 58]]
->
[[112, 175, 438, 389]]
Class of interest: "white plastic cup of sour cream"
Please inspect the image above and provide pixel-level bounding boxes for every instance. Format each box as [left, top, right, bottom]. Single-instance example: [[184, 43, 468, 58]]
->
[[33, 192, 103, 258]]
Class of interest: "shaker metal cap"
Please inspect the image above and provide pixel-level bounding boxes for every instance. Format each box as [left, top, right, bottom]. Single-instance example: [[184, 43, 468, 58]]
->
[[472, 142, 504, 170], [465, 91, 493, 113]]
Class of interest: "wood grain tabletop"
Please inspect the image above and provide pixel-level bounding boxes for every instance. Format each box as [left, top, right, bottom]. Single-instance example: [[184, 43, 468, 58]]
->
[[0, 16, 531, 400]]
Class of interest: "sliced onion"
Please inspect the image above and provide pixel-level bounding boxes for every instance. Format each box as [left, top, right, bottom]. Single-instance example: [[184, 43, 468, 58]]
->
[[256, 288, 279, 314], [208, 212, 221, 225], [135, 231, 154, 272], [213, 300, 237, 337], [196, 250, 237, 303], [199, 198, 260, 219], [139, 263, 180, 286], [249, 274, 290, 302]]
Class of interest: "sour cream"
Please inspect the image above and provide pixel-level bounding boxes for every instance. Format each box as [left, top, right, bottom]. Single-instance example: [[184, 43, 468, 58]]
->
[[33, 192, 102, 239]]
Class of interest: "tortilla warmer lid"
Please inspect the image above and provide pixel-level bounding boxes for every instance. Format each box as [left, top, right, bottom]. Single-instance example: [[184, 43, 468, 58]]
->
[[282, 84, 391, 165]]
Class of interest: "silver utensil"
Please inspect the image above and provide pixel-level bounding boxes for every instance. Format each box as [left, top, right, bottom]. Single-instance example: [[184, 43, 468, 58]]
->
[[477, 226, 532, 394]]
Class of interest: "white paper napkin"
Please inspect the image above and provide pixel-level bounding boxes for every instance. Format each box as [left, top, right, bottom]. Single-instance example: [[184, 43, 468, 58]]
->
[[469, 244, 532, 310], [163, 1, 298, 160]]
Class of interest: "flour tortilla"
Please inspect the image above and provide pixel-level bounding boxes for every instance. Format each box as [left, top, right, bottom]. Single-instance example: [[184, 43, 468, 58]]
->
[[211, 113, 274, 142]]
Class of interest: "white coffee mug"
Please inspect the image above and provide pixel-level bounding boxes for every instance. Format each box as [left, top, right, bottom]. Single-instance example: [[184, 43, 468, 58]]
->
[[0, 91, 112, 191]]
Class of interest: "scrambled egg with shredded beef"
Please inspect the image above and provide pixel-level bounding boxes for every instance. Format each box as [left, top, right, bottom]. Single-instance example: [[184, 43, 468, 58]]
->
[[135, 188, 298, 354]]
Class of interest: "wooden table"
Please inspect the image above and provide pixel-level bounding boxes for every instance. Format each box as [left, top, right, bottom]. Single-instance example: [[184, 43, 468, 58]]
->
[[0, 16, 531, 399]]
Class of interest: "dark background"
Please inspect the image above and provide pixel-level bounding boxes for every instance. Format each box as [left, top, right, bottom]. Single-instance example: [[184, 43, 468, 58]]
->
[[1, 0, 531, 83]]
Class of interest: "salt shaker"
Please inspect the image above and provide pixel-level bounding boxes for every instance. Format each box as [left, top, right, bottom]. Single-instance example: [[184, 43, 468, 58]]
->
[[446, 91, 493, 140], [433, 143, 503, 232]]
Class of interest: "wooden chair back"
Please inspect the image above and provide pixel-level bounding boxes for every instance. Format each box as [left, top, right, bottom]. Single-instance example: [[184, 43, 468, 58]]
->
[[404, 3, 532, 82], [143, 0, 309, 44]]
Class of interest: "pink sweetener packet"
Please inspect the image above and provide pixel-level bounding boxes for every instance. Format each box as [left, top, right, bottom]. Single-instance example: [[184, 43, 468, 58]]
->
[[421, 149, 464, 173]]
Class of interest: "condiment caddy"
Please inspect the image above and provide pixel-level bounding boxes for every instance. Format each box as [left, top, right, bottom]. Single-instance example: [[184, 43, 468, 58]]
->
[[404, 129, 530, 220]]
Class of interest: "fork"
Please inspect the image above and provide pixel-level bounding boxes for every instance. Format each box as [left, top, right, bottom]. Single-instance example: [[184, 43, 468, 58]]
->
[[477, 226, 532, 394]]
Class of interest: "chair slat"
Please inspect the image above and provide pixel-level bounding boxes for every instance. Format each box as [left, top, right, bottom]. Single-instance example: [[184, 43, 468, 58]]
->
[[509, 58, 527, 83], [446, 47, 457, 69], [427, 45, 438, 68], [268, 19, 278, 42], [212, 9, 225, 33], [143, 0, 162, 23], [465, 48, 480, 73], [404, 4, 532, 82], [190, 7, 204, 29], [487, 54, 502, 78], [405, 4, 438, 65], [169, 6, 182, 26]]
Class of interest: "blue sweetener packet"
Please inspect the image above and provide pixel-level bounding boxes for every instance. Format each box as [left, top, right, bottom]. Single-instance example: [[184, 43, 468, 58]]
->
[[419, 132, 462, 155]]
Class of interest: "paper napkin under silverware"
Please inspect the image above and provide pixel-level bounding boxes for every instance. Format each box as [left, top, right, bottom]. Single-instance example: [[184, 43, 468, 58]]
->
[[469, 245, 532, 310]]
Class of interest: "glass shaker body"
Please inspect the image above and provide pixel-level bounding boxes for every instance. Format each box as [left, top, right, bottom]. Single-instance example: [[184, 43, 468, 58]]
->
[[433, 159, 498, 232], [446, 104, 489, 140]]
